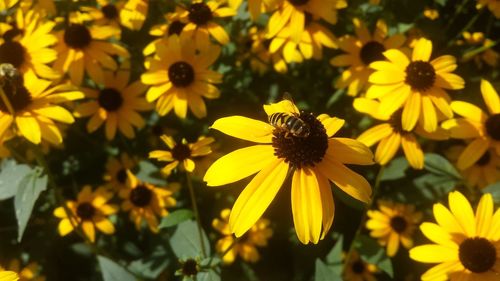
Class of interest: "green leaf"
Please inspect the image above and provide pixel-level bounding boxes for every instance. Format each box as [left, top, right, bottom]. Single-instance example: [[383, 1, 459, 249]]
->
[[198, 269, 221, 281], [434, 0, 447, 6], [14, 168, 47, 242], [97, 256, 136, 281], [159, 209, 194, 229], [482, 182, 500, 203], [314, 259, 340, 281], [169, 220, 210, 259], [240, 262, 259, 281], [357, 236, 393, 278], [0, 159, 31, 200], [326, 236, 343, 264], [413, 173, 456, 200], [424, 153, 461, 179], [129, 247, 169, 279], [381, 157, 409, 181], [136, 161, 164, 186]]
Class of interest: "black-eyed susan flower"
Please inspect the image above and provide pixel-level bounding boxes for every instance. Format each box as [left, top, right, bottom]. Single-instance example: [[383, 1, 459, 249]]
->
[[103, 152, 137, 190], [0, 9, 60, 79], [442, 79, 500, 169], [238, 26, 272, 75], [119, 171, 176, 233], [53, 185, 118, 242], [343, 251, 378, 281], [119, 0, 148, 31], [150, 135, 214, 176], [143, 10, 187, 57], [5, 259, 44, 281], [20, 0, 56, 16], [175, 258, 201, 279], [410, 191, 500, 280], [266, 0, 346, 43], [79, 0, 126, 33], [204, 99, 374, 244], [476, 0, 500, 18], [228, 0, 278, 20], [74, 63, 152, 140], [0, 0, 18, 10], [53, 15, 129, 86], [0, 269, 18, 281], [354, 98, 448, 169], [367, 38, 465, 133], [330, 18, 405, 97], [141, 35, 222, 119], [0, 69, 83, 144], [446, 145, 500, 189], [177, 0, 236, 45], [366, 200, 422, 257], [213, 208, 273, 264]]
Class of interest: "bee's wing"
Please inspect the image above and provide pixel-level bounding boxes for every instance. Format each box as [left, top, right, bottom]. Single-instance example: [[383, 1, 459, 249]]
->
[[282, 92, 300, 115]]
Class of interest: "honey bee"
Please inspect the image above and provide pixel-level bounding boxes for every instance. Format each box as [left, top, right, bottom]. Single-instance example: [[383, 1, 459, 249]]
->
[[0, 63, 22, 90], [268, 94, 310, 138]]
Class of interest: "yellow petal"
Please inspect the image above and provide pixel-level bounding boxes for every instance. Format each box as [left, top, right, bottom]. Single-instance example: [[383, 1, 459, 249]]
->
[[386, 231, 399, 257], [412, 38, 433, 62], [457, 138, 489, 170], [401, 133, 424, 169], [475, 193, 494, 237], [317, 173, 334, 240], [357, 124, 394, 147], [448, 191, 476, 237], [58, 218, 74, 236], [0, 271, 19, 281], [328, 138, 374, 165], [375, 132, 401, 165], [451, 101, 488, 122], [229, 159, 288, 237], [320, 116, 345, 137], [419, 222, 457, 248], [402, 91, 421, 131], [263, 99, 299, 116], [481, 79, 500, 114], [211, 116, 274, 143], [82, 221, 96, 242], [95, 219, 115, 234], [409, 245, 458, 263], [433, 203, 464, 234], [420, 95, 437, 132], [441, 119, 481, 138], [15, 116, 41, 144]]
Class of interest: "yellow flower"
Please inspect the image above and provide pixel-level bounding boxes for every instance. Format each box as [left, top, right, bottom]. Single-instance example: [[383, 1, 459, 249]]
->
[[343, 251, 378, 281], [442, 79, 500, 169], [446, 145, 500, 189], [213, 208, 273, 264], [143, 9, 188, 57], [330, 18, 405, 97], [177, 0, 236, 45], [79, 0, 127, 34], [477, 0, 500, 18], [53, 185, 118, 242], [228, 0, 278, 20], [409, 191, 500, 280], [74, 62, 152, 140], [0, 0, 18, 10], [6, 260, 44, 281], [366, 200, 422, 257], [459, 32, 499, 68], [0, 9, 60, 79], [119, 171, 176, 233], [103, 152, 137, 190], [19, 0, 56, 16], [141, 35, 222, 119], [266, 0, 347, 44], [0, 270, 18, 281], [354, 98, 448, 169], [53, 15, 129, 86], [150, 135, 214, 176], [423, 8, 439, 20], [0, 70, 83, 144], [367, 38, 465, 133], [120, 0, 148, 30], [204, 99, 374, 244]]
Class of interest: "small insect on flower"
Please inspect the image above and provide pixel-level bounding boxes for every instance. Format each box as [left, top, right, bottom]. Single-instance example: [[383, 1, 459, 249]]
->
[[268, 94, 310, 138]]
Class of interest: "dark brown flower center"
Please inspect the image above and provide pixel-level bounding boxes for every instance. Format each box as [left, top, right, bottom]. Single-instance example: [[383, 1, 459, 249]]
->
[[390, 215, 408, 233], [272, 112, 328, 169], [98, 88, 123, 112], [476, 151, 491, 166], [388, 109, 410, 133], [116, 168, 128, 184], [168, 61, 195, 87], [459, 237, 497, 273], [101, 4, 119, 19], [76, 202, 96, 220], [0, 41, 25, 68], [172, 143, 191, 161], [130, 185, 153, 207], [64, 24, 92, 49], [360, 41, 386, 65], [304, 12, 313, 26], [351, 260, 365, 274], [3, 27, 23, 42], [168, 20, 186, 36], [485, 114, 500, 141], [405, 60, 436, 91], [0, 77, 32, 113], [288, 0, 309, 6], [188, 3, 213, 26], [181, 259, 199, 276]]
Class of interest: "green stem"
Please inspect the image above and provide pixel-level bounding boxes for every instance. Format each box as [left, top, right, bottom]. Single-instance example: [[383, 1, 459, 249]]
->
[[342, 165, 385, 273], [186, 172, 207, 258], [444, 0, 471, 33]]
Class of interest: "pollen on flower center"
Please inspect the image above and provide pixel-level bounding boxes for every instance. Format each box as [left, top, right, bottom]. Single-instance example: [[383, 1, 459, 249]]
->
[[351, 260, 365, 274], [288, 0, 309, 6], [405, 60, 436, 91], [0, 41, 25, 68], [360, 41, 386, 65], [390, 216, 408, 233], [130, 185, 153, 207], [64, 24, 92, 49], [101, 4, 119, 19], [272, 112, 328, 169], [458, 237, 497, 273], [0, 81, 32, 113], [168, 61, 195, 87], [172, 143, 191, 161], [188, 3, 213, 26], [476, 151, 491, 166], [116, 168, 128, 184], [98, 88, 124, 112], [181, 259, 199, 276], [485, 114, 500, 141], [168, 20, 186, 36], [76, 202, 96, 220]]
